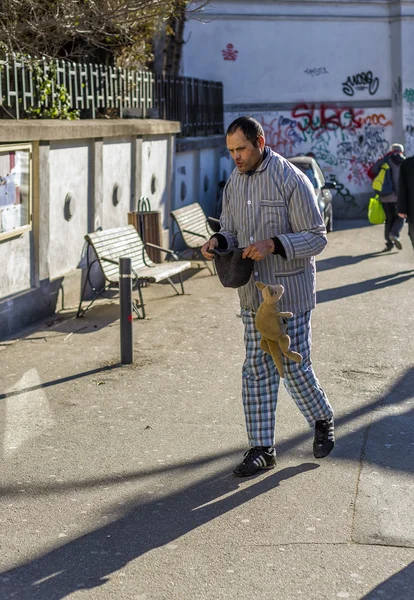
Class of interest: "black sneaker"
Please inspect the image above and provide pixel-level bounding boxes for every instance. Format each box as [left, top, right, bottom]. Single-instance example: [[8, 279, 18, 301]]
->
[[382, 242, 394, 252], [233, 447, 276, 477], [389, 234, 402, 250], [313, 419, 335, 458]]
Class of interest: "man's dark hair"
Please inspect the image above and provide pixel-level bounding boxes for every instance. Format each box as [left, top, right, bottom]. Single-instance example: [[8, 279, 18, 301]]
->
[[226, 116, 264, 148]]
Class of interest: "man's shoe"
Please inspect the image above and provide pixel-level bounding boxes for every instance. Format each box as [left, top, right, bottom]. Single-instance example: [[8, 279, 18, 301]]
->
[[382, 241, 394, 252], [313, 419, 335, 458], [389, 235, 402, 250], [233, 447, 276, 477]]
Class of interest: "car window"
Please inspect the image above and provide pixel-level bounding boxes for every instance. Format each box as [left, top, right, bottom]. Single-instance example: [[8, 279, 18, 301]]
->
[[304, 167, 318, 188], [291, 162, 318, 188]]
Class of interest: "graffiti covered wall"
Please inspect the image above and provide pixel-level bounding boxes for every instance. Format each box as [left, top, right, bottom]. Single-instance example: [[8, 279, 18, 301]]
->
[[225, 104, 394, 218], [181, 0, 414, 218]]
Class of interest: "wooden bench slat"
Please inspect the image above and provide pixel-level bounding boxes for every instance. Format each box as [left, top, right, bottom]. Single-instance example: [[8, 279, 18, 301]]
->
[[171, 203, 214, 249]]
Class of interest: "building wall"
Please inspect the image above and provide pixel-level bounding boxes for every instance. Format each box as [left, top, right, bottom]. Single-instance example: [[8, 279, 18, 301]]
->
[[183, 0, 414, 215], [102, 137, 132, 230], [0, 121, 226, 339], [48, 141, 90, 279]]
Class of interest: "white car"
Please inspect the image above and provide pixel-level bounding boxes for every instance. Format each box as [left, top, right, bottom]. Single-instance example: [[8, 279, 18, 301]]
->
[[287, 156, 336, 232]]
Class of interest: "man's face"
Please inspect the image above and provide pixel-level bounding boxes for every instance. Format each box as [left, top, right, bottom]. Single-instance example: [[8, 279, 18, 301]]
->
[[226, 129, 265, 173]]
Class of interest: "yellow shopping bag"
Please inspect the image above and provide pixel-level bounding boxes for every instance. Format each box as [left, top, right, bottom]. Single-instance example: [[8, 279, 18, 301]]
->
[[368, 195, 386, 225]]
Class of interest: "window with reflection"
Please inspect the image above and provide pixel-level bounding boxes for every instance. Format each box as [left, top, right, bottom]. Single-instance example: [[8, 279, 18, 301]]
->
[[0, 144, 32, 238]]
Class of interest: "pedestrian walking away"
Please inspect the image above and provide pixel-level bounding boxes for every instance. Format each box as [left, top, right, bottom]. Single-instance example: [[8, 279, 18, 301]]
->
[[201, 116, 334, 477], [368, 143, 406, 251], [397, 154, 414, 252]]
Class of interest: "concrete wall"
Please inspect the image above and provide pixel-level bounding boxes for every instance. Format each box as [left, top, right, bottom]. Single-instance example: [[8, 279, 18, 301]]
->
[[174, 136, 226, 216], [0, 120, 226, 339], [48, 140, 90, 279], [183, 0, 414, 215]]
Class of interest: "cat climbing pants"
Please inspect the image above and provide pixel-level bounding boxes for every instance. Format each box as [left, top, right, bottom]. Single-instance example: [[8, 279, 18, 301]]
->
[[241, 308, 334, 448]]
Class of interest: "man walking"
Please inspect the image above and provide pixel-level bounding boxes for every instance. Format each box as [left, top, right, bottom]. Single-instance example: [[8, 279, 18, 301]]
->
[[397, 154, 414, 251], [201, 116, 334, 477], [368, 143, 405, 251]]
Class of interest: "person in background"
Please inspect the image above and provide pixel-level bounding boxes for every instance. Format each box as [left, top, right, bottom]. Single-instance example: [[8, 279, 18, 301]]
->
[[397, 154, 414, 252], [368, 143, 405, 251], [201, 116, 334, 477]]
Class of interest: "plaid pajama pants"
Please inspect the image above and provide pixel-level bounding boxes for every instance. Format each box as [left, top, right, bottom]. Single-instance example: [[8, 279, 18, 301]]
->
[[241, 308, 333, 448]]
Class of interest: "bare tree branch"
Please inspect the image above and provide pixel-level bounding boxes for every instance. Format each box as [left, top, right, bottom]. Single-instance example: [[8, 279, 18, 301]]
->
[[0, 0, 210, 66]]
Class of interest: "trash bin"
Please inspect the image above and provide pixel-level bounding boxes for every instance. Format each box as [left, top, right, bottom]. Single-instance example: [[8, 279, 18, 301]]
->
[[128, 197, 164, 263]]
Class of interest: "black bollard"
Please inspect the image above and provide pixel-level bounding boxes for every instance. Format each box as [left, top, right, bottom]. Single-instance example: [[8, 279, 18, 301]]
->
[[119, 257, 133, 364]]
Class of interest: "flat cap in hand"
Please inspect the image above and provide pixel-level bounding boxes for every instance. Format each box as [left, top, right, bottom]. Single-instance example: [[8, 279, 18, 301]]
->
[[210, 247, 254, 288]]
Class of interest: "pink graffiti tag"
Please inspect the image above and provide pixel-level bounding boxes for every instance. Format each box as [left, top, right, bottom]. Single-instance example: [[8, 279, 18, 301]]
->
[[222, 44, 238, 61]]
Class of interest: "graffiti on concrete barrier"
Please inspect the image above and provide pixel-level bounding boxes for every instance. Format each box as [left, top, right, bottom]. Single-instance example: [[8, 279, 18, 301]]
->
[[346, 157, 371, 186], [304, 67, 329, 77], [393, 77, 402, 106], [337, 127, 389, 164], [222, 44, 238, 61], [403, 88, 414, 104], [291, 103, 364, 132], [357, 113, 392, 127], [250, 105, 392, 197], [405, 124, 414, 156], [342, 71, 379, 97], [333, 180, 358, 215], [261, 115, 304, 157]]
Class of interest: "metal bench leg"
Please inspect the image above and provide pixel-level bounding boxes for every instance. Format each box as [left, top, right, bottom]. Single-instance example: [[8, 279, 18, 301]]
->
[[77, 285, 107, 318], [178, 272, 185, 295], [166, 277, 183, 295], [132, 282, 146, 319]]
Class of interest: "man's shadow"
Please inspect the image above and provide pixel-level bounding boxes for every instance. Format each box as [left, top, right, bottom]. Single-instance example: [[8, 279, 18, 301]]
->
[[0, 462, 318, 599]]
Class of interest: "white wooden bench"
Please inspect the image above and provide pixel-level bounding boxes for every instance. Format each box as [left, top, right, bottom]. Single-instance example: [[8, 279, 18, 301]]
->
[[77, 225, 192, 319], [170, 202, 219, 274]]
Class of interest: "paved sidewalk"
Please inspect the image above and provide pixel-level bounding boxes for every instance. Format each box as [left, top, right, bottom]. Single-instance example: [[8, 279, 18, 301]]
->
[[0, 221, 413, 600]]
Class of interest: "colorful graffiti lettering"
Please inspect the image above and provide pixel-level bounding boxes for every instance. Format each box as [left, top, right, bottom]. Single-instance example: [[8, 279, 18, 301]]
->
[[403, 88, 414, 104], [342, 71, 379, 97], [357, 113, 392, 127], [291, 104, 364, 132], [260, 115, 304, 156], [250, 106, 391, 195]]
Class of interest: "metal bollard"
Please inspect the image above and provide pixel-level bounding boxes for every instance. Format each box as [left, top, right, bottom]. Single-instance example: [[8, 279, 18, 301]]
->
[[119, 257, 133, 364]]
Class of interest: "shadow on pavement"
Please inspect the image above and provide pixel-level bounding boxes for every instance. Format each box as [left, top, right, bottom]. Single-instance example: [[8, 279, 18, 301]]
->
[[0, 364, 122, 401], [317, 270, 414, 303], [333, 220, 373, 231], [316, 251, 399, 272], [361, 561, 414, 599], [0, 461, 318, 599]]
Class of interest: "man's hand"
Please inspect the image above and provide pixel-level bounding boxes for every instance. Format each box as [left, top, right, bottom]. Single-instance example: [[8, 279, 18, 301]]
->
[[398, 213, 407, 219], [242, 239, 275, 260], [201, 237, 219, 260]]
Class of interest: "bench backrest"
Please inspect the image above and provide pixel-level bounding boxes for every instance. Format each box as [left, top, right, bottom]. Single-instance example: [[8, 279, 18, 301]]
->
[[170, 202, 214, 249], [86, 225, 152, 282]]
